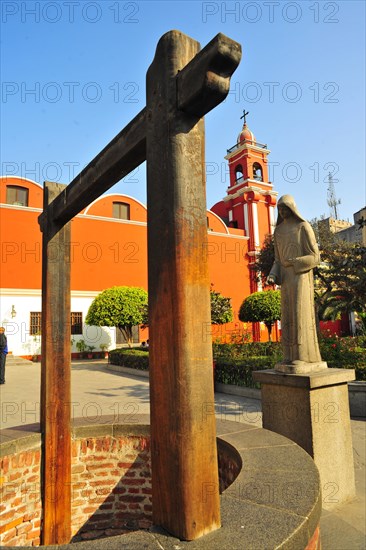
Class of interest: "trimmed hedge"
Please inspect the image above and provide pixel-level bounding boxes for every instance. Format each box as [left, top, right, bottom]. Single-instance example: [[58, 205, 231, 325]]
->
[[108, 338, 366, 383], [214, 357, 275, 389], [108, 348, 149, 370]]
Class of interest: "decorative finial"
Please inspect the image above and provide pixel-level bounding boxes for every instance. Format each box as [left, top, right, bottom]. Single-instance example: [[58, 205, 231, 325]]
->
[[240, 109, 249, 125]]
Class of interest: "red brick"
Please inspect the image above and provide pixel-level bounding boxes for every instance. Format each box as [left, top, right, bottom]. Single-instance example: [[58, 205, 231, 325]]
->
[[113, 487, 126, 494], [142, 487, 152, 495], [128, 503, 141, 510], [114, 502, 128, 510], [11, 455, 18, 468], [25, 452, 34, 466], [10, 496, 24, 507], [89, 479, 113, 487], [72, 442, 79, 457], [120, 495, 145, 503], [26, 474, 39, 483], [87, 463, 114, 471], [32, 519, 41, 529], [82, 505, 99, 514], [23, 511, 38, 521], [0, 516, 23, 535], [84, 520, 110, 531], [104, 494, 116, 503], [71, 498, 87, 507], [1, 491, 16, 502], [144, 504, 153, 512], [128, 488, 140, 494], [124, 478, 145, 486], [87, 439, 95, 451], [95, 440, 103, 452], [2, 456, 10, 474], [1, 527, 17, 543], [26, 527, 41, 540], [96, 488, 112, 496], [125, 470, 136, 478], [80, 530, 103, 540], [16, 522, 32, 535], [105, 528, 128, 536], [138, 518, 152, 528], [117, 462, 133, 468], [0, 509, 16, 523], [9, 472, 22, 482], [102, 437, 111, 451]]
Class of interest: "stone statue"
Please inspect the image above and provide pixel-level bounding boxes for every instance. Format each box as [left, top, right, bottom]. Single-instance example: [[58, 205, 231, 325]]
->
[[267, 195, 327, 373]]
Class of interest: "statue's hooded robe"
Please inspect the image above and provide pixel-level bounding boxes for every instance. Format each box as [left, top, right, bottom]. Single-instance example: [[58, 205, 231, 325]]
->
[[269, 195, 322, 363]]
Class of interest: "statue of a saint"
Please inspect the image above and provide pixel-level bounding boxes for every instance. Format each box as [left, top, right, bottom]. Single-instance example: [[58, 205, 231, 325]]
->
[[267, 195, 327, 373]]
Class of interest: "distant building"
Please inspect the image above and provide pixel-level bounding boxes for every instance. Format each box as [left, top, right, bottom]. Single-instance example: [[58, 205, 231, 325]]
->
[[319, 207, 366, 245]]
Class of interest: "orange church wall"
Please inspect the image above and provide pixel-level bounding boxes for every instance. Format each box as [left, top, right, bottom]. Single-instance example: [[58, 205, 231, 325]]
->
[[0, 176, 43, 208], [1, 206, 43, 289], [1, 177, 275, 344], [70, 216, 148, 291], [85, 194, 147, 222]]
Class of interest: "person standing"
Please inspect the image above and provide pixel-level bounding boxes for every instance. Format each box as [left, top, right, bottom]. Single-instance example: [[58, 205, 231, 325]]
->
[[0, 327, 8, 384]]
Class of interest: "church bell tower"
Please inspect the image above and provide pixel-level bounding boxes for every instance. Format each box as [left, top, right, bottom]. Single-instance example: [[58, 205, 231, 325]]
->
[[211, 111, 277, 340]]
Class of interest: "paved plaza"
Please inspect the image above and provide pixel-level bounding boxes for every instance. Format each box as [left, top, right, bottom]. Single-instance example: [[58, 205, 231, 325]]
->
[[1, 358, 365, 549]]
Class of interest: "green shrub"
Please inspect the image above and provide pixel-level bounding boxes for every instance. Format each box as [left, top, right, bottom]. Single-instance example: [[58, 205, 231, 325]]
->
[[108, 348, 149, 371], [319, 336, 366, 380], [214, 357, 276, 388], [213, 341, 282, 361]]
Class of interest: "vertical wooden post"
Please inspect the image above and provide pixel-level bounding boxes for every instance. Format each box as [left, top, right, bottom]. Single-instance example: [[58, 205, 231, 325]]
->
[[40, 182, 71, 545], [146, 31, 221, 540]]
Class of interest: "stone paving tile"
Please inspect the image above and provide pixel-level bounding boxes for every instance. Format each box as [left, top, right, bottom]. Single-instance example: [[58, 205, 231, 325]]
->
[[0, 359, 364, 549]]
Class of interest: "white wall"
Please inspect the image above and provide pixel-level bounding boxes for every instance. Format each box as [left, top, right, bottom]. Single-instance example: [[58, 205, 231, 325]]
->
[[0, 289, 116, 356]]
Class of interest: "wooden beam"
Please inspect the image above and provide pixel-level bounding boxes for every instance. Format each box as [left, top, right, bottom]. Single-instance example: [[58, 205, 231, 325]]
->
[[177, 32, 242, 117], [41, 182, 71, 545], [38, 108, 146, 230], [146, 29, 242, 541]]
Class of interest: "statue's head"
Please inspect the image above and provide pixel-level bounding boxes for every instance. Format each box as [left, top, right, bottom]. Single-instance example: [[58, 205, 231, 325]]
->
[[276, 195, 305, 224]]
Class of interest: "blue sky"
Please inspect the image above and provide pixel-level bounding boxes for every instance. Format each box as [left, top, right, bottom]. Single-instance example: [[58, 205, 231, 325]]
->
[[1, 0, 365, 223]]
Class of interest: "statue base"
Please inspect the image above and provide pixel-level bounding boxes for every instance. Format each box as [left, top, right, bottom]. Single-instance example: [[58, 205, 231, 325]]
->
[[253, 368, 356, 510], [275, 360, 328, 374]]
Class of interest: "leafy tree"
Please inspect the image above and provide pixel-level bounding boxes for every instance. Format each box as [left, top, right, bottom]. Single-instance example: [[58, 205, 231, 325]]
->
[[254, 222, 366, 325], [210, 288, 234, 325], [315, 240, 366, 319], [239, 290, 281, 341], [252, 234, 274, 284], [86, 286, 148, 346]]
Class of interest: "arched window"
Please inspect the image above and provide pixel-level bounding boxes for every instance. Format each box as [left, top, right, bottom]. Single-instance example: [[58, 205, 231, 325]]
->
[[6, 185, 29, 206], [113, 201, 130, 220], [253, 163, 263, 181], [234, 164, 244, 184]]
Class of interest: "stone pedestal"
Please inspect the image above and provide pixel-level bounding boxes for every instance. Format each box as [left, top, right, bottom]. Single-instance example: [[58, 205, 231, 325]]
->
[[253, 368, 356, 510]]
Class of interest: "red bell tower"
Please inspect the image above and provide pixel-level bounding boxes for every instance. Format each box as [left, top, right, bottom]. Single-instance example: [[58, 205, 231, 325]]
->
[[211, 111, 277, 340]]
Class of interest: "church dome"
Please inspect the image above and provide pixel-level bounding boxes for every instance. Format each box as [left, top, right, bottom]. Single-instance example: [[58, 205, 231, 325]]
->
[[237, 123, 256, 145]]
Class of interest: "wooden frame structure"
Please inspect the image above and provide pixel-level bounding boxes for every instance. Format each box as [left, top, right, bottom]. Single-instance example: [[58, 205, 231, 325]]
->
[[38, 30, 241, 544]]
